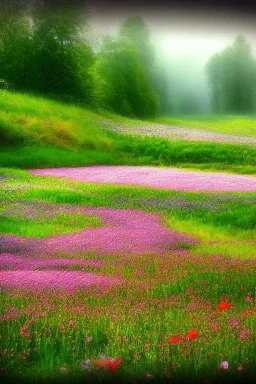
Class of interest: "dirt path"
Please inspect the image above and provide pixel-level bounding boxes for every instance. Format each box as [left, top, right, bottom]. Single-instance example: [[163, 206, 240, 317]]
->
[[29, 166, 256, 192], [100, 121, 256, 146]]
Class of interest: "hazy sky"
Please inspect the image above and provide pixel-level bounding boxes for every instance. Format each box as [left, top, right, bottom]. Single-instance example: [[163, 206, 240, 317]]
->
[[86, 2, 256, 62], [83, 0, 256, 112]]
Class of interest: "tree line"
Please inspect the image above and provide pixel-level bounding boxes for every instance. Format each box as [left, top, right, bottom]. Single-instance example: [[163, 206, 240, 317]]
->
[[206, 35, 256, 114], [0, 0, 256, 117]]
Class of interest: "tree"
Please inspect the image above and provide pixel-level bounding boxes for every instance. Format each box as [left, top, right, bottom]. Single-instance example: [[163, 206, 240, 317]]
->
[[29, 0, 94, 103], [95, 36, 158, 118], [206, 35, 256, 114], [230, 35, 256, 113], [120, 16, 154, 76], [0, 0, 32, 90]]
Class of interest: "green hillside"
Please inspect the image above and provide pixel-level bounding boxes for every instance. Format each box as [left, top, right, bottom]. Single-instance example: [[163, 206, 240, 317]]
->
[[0, 91, 256, 174]]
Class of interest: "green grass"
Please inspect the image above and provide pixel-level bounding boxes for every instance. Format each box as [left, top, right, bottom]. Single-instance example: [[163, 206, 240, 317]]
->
[[0, 146, 119, 169], [1, 140, 256, 175], [0, 210, 102, 238], [1, 91, 256, 174], [166, 217, 256, 259], [154, 115, 256, 138], [0, 90, 114, 150], [0, 90, 142, 149]]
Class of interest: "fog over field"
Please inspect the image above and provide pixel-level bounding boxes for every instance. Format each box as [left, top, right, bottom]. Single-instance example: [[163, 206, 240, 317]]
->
[[87, 3, 256, 114]]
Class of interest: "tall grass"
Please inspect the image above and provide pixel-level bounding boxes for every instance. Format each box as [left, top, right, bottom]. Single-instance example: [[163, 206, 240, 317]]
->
[[0, 212, 102, 238], [1, 91, 256, 174]]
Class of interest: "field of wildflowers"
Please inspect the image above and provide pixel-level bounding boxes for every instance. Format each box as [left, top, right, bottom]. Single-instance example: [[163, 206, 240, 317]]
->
[[29, 166, 256, 192], [0, 167, 255, 384]]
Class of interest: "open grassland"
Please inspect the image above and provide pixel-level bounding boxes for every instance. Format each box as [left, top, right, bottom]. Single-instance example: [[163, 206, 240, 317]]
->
[[0, 168, 255, 384], [155, 115, 256, 138], [1, 91, 256, 174]]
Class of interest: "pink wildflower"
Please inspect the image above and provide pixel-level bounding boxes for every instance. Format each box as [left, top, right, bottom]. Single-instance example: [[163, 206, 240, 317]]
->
[[245, 296, 253, 303], [220, 361, 229, 370]]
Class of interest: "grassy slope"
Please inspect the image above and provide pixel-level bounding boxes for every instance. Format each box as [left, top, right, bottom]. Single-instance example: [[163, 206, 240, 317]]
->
[[0, 91, 256, 174], [155, 115, 256, 138]]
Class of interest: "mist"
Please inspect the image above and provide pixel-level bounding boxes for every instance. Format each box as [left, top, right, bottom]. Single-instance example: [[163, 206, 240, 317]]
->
[[87, 3, 256, 115], [1, 0, 256, 117]]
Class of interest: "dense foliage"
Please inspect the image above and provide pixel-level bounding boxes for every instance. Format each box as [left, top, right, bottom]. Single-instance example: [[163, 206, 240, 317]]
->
[[0, 0, 158, 118]]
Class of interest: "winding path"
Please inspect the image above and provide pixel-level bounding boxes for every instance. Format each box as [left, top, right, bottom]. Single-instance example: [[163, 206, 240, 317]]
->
[[100, 121, 256, 146]]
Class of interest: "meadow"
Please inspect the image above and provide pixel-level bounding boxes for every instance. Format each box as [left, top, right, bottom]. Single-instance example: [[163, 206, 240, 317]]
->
[[0, 166, 255, 384], [1, 1, 256, 382], [0, 91, 256, 384]]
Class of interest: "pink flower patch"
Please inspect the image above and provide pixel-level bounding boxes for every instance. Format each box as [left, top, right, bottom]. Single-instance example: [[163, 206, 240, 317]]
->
[[0, 270, 121, 291], [29, 166, 256, 192], [0, 208, 198, 257]]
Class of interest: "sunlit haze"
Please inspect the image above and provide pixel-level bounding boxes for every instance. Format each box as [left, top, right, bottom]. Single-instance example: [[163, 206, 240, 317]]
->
[[84, 3, 256, 114], [87, 5, 256, 60]]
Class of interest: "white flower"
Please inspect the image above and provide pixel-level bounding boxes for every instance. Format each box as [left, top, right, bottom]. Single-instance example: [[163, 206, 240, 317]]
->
[[60, 367, 67, 373], [80, 360, 92, 370]]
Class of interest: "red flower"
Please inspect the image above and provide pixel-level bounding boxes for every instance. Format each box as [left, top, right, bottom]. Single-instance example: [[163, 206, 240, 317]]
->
[[96, 357, 122, 372], [218, 301, 230, 311], [188, 329, 199, 340], [106, 357, 122, 372], [106, 362, 120, 372], [96, 360, 103, 368], [104, 358, 112, 366], [115, 357, 122, 365], [170, 335, 180, 344]]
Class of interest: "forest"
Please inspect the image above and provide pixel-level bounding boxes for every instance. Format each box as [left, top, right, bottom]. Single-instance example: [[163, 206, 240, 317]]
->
[[1, 0, 256, 118]]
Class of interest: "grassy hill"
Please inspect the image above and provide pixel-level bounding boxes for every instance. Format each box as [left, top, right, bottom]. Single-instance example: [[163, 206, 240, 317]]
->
[[0, 90, 256, 174]]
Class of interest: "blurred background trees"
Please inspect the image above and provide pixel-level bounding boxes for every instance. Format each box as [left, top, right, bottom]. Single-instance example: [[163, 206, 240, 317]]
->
[[29, 0, 93, 102], [0, 0, 32, 90], [0, 1, 256, 118], [206, 35, 256, 114], [94, 16, 158, 118]]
